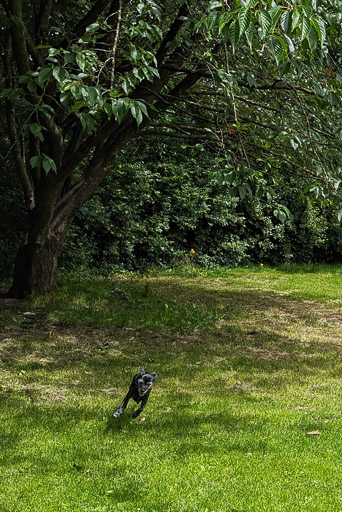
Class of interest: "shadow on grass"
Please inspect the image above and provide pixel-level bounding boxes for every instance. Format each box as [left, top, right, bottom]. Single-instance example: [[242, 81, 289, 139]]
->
[[1, 277, 342, 412], [275, 263, 342, 275], [0, 322, 341, 388], [1, 334, 341, 388]]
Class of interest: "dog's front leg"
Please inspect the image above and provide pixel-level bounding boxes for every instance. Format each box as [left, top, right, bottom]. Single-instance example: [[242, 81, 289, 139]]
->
[[113, 391, 131, 418], [132, 395, 149, 418]]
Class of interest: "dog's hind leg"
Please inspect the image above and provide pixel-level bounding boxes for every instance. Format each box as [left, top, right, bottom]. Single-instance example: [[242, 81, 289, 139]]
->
[[132, 394, 149, 418]]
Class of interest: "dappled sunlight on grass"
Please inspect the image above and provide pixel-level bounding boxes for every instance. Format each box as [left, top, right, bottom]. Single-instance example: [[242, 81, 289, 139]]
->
[[1, 266, 342, 511]]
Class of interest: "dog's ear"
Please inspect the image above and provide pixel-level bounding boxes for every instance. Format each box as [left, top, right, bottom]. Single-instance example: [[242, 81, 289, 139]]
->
[[139, 367, 145, 375], [151, 371, 157, 378]]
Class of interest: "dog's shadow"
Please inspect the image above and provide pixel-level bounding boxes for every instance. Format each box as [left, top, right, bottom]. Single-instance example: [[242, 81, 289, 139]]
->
[[105, 414, 124, 432], [105, 411, 139, 432]]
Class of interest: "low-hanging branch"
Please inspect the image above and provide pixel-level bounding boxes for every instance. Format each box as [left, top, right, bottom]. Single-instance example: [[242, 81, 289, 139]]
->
[[163, 65, 317, 96], [138, 130, 213, 140]]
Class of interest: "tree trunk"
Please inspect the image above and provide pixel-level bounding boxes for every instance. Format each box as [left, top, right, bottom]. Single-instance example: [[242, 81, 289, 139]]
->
[[8, 234, 62, 298]]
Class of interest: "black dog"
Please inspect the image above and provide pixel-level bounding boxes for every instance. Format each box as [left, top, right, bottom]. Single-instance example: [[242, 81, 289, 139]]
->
[[113, 368, 157, 418]]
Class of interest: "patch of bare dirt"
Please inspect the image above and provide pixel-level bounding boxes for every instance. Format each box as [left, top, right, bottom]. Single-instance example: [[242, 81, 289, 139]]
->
[[22, 383, 69, 403]]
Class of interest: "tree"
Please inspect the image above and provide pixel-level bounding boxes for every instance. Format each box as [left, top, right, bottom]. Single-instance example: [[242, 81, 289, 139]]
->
[[0, 0, 341, 297]]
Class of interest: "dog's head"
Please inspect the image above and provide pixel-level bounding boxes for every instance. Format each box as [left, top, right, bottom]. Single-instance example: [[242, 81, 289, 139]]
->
[[136, 368, 157, 397]]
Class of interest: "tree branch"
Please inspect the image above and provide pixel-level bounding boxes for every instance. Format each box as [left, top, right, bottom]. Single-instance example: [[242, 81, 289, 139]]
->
[[155, 3, 189, 66], [23, 24, 43, 66], [6, 104, 35, 209], [148, 122, 211, 133], [164, 65, 317, 96], [8, 0, 30, 74], [69, 0, 112, 41], [4, 25, 35, 209], [109, 0, 122, 88], [61, 28, 194, 176], [36, 0, 52, 43], [138, 130, 212, 140], [53, 70, 204, 229]]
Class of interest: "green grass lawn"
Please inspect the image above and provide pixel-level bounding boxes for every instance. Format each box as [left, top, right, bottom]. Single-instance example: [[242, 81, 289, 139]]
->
[[1, 265, 342, 511]]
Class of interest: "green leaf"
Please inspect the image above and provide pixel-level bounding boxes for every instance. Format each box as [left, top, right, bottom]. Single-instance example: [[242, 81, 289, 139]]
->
[[301, 17, 310, 41], [239, 186, 246, 200], [133, 67, 144, 80], [244, 22, 254, 47], [103, 102, 113, 118], [206, 10, 219, 31], [150, 5, 161, 22], [137, 2, 144, 14], [64, 52, 76, 64], [221, 23, 231, 43], [122, 79, 132, 94], [79, 115, 87, 130], [37, 67, 52, 85], [290, 138, 298, 150], [148, 65, 160, 78], [52, 67, 66, 83], [86, 23, 100, 33], [291, 7, 301, 31], [274, 209, 287, 223], [238, 7, 251, 37], [247, 74, 257, 87], [316, 17, 326, 42], [327, 91, 339, 106], [72, 100, 86, 111], [112, 98, 131, 124], [338, 209, 342, 222], [194, 15, 206, 31], [279, 211, 287, 223], [311, 17, 326, 44], [228, 20, 240, 52], [258, 11, 272, 38], [130, 103, 143, 127], [42, 159, 51, 173], [280, 11, 291, 34], [18, 75, 29, 84], [76, 53, 87, 72], [28, 123, 45, 141], [279, 60, 291, 77], [34, 44, 51, 49], [131, 48, 141, 61], [133, 100, 149, 118], [40, 154, 57, 174], [209, 1, 222, 10], [301, 4, 312, 19], [47, 157, 56, 172], [219, 12, 232, 33], [48, 48, 61, 57], [30, 156, 41, 168], [270, 37, 286, 64], [87, 87, 99, 106], [269, 6, 282, 26], [307, 23, 319, 51], [284, 34, 294, 53]]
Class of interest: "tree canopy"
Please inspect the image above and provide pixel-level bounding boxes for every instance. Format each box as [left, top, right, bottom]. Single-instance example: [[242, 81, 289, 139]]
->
[[0, 0, 341, 296]]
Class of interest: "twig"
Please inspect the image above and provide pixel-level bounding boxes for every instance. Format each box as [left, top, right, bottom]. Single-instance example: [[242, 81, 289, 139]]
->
[[110, 0, 122, 88]]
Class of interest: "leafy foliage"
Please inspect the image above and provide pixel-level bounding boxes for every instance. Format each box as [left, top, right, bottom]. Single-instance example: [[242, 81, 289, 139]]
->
[[59, 138, 342, 271]]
